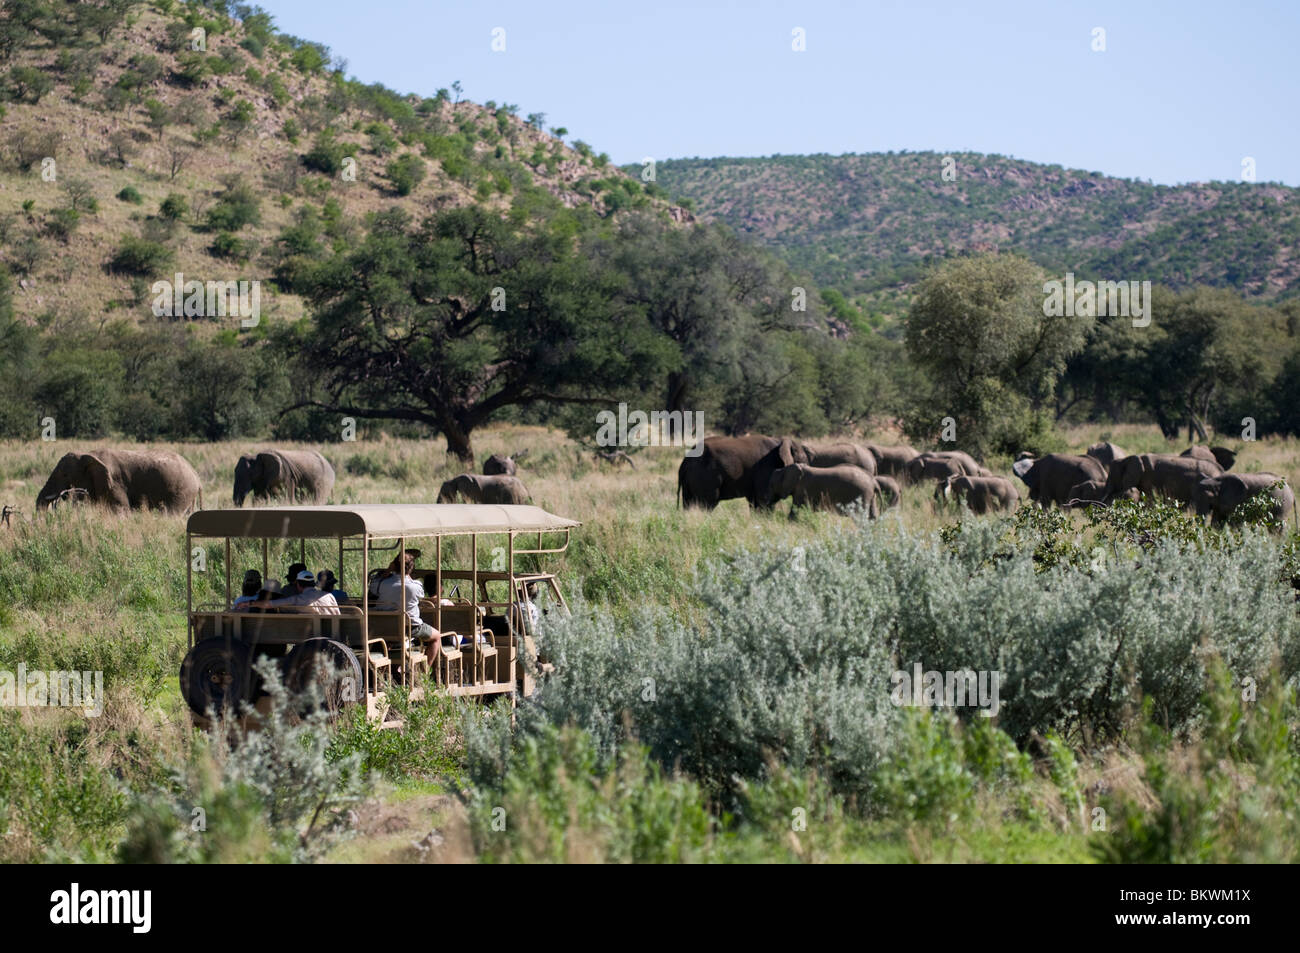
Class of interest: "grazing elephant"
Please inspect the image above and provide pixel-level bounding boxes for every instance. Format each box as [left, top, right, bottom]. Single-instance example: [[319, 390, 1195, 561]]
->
[[865, 443, 920, 481], [678, 434, 783, 510], [437, 473, 530, 504], [1065, 479, 1129, 507], [1104, 453, 1222, 508], [907, 450, 989, 485], [1013, 453, 1107, 508], [1085, 442, 1127, 473], [484, 450, 528, 476], [768, 464, 880, 517], [935, 475, 1019, 514], [1195, 473, 1294, 528], [1181, 445, 1236, 471], [807, 442, 877, 476], [36, 449, 201, 513], [874, 475, 902, 510], [233, 450, 335, 506]]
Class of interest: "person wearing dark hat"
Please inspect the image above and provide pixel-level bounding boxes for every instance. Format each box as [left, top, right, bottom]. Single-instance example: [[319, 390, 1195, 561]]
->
[[231, 569, 263, 609], [272, 563, 308, 601], [316, 569, 350, 606], [376, 550, 436, 647], [280, 569, 340, 615]]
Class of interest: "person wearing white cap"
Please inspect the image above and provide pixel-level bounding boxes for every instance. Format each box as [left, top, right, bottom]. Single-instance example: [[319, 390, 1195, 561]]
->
[[279, 569, 340, 615]]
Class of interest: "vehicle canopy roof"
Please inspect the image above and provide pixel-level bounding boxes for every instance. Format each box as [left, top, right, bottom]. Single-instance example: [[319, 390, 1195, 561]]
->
[[187, 503, 580, 540]]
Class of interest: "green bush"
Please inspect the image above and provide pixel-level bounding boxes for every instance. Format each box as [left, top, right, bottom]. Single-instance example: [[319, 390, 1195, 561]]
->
[[467, 725, 713, 863], [386, 153, 425, 196], [159, 193, 189, 221], [302, 128, 348, 176], [210, 232, 253, 261], [108, 236, 174, 276], [116, 186, 144, 205], [205, 180, 261, 231], [118, 660, 367, 863]]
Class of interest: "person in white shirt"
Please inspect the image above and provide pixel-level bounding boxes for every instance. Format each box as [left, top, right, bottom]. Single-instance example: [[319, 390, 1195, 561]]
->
[[516, 582, 540, 629], [376, 552, 436, 647], [279, 570, 341, 615]]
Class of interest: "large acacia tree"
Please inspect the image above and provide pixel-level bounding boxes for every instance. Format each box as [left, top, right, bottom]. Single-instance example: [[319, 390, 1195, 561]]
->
[[289, 206, 672, 462]]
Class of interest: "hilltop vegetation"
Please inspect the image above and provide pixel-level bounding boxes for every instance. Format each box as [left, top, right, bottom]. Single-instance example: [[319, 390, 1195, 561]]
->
[[0, 0, 889, 457], [4, 2, 1300, 461], [0, 0, 688, 328], [650, 152, 1300, 322]]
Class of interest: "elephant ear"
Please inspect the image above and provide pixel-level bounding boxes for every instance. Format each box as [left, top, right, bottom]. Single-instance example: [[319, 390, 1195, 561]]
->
[[259, 451, 282, 483], [1012, 457, 1034, 480], [777, 438, 796, 467], [84, 453, 113, 499]]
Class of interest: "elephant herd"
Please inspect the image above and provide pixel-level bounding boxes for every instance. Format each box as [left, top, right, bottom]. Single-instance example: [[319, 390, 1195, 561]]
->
[[678, 434, 1294, 528], [23, 435, 1292, 530], [674, 434, 971, 517], [29, 447, 535, 515]]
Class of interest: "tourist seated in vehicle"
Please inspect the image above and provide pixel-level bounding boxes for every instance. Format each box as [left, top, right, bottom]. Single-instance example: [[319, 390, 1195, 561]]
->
[[234, 578, 281, 612], [231, 570, 262, 609], [375, 551, 440, 648], [517, 582, 541, 629], [272, 563, 308, 601], [317, 569, 350, 605], [278, 570, 341, 614]]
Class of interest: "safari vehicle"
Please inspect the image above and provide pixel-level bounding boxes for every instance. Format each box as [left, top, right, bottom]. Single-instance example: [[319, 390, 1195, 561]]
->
[[181, 504, 578, 728]]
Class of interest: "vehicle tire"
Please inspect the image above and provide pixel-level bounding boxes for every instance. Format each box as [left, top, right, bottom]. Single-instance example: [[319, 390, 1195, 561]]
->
[[180, 638, 252, 717], [282, 638, 363, 717]]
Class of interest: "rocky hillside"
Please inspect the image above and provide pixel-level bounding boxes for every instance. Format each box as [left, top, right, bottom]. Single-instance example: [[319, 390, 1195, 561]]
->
[[0, 0, 689, 326], [647, 152, 1300, 321]]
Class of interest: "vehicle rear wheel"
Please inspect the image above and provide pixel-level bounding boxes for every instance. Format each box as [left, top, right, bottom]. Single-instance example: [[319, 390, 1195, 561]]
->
[[180, 638, 252, 717], [281, 638, 363, 717]]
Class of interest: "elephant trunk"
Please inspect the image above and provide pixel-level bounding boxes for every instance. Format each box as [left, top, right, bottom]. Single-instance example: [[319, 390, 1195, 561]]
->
[[35, 479, 58, 512]]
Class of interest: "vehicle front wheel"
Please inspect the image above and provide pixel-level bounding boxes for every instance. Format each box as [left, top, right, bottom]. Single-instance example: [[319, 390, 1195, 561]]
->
[[180, 638, 252, 717]]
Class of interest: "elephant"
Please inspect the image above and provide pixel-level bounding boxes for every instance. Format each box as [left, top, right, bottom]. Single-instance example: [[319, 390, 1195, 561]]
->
[[484, 450, 528, 476], [678, 434, 782, 510], [873, 475, 903, 510], [767, 464, 880, 517], [1104, 453, 1222, 508], [1064, 479, 1124, 507], [36, 449, 201, 513], [1195, 472, 1294, 528], [1181, 445, 1236, 471], [233, 450, 335, 506], [807, 442, 877, 476], [864, 443, 920, 481], [1085, 442, 1127, 473], [437, 473, 530, 504], [1012, 453, 1107, 508], [906, 450, 989, 485], [935, 475, 1019, 514]]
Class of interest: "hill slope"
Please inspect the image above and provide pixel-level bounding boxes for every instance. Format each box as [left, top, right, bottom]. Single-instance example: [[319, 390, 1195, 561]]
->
[[0, 2, 689, 326], [647, 152, 1300, 320]]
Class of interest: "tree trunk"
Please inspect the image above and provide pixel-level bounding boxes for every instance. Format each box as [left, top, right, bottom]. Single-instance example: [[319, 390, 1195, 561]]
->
[[441, 418, 475, 466], [664, 372, 689, 439]]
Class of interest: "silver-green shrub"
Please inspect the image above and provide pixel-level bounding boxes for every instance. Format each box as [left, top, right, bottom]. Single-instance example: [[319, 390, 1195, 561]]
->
[[479, 518, 1300, 804]]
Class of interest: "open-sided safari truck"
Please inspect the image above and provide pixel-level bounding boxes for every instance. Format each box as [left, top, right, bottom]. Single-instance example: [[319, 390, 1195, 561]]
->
[[181, 504, 578, 728]]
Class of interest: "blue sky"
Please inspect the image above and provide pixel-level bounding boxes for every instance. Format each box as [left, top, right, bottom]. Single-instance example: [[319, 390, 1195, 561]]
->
[[255, 0, 1300, 186]]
